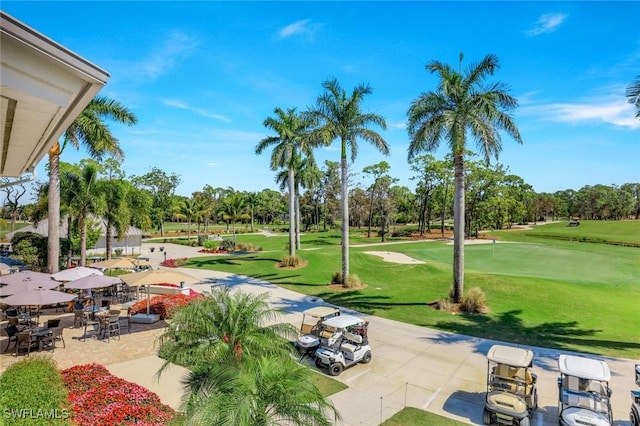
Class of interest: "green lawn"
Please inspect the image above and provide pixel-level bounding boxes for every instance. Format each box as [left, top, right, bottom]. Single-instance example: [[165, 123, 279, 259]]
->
[[182, 223, 640, 359], [509, 219, 640, 244], [381, 407, 467, 425]]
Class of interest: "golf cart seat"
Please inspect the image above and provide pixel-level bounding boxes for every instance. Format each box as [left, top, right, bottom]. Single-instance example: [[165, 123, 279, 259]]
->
[[341, 331, 363, 352]]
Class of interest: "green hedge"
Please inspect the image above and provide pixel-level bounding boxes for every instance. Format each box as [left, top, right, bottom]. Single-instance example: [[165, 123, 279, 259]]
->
[[0, 357, 71, 425]]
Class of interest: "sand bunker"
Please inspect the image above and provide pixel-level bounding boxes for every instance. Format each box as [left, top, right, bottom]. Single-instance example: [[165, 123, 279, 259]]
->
[[364, 251, 425, 264]]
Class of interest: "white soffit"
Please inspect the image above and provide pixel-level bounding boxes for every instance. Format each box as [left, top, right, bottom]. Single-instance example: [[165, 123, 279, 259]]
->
[[0, 11, 109, 177]]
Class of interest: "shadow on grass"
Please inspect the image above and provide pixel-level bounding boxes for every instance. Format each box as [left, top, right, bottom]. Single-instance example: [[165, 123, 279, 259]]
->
[[424, 309, 640, 373], [186, 255, 281, 268], [313, 290, 427, 315]]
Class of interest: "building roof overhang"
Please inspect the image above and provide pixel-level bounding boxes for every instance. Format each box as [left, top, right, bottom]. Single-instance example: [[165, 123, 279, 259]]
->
[[0, 11, 109, 177]]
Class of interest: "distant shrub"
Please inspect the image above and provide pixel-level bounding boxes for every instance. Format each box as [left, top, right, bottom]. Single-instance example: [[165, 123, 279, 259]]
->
[[220, 239, 235, 251], [460, 287, 487, 314], [330, 271, 363, 289], [281, 255, 302, 267], [236, 242, 261, 252], [391, 229, 413, 238]]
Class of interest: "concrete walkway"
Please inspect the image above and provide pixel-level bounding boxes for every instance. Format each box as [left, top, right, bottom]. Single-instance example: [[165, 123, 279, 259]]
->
[[1, 242, 636, 425]]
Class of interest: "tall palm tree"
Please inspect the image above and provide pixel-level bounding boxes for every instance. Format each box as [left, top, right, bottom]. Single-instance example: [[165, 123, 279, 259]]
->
[[407, 53, 522, 303], [310, 78, 389, 282], [219, 192, 246, 249], [256, 107, 316, 257], [627, 75, 640, 119], [48, 96, 137, 272], [61, 163, 105, 266], [184, 355, 340, 425]]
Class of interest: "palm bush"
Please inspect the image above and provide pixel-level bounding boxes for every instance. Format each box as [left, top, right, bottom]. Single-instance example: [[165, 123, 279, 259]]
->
[[460, 287, 487, 314]]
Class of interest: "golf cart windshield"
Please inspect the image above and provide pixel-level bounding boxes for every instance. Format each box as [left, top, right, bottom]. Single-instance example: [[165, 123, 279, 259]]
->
[[300, 306, 339, 334]]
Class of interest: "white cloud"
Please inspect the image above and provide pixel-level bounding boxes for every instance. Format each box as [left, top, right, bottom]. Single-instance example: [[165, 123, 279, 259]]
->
[[277, 19, 322, 40], [521, 96, 640, 129], [206, 162, 218, 168], [526, 13, 568, 37], [121, 31, 199, 83], [163, 99, 231, 122]]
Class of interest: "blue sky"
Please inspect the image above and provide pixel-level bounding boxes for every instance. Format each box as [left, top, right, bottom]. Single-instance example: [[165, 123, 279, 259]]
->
[[3, 1, 639, 199]]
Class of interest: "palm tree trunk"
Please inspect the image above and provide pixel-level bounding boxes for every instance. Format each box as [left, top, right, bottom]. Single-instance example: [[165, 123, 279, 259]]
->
[[452, 153, 465, 303], [295, 186, 301, 250], [79, 215, 87, 267], [47, 145, 61, 273], [106, 219, 113, 260], [340, 142, 349, 282], [288, 167, 296, 256]]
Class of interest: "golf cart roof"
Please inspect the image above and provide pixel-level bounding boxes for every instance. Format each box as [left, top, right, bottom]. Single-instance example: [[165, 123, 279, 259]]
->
[[487, 345, 534, 368], [321, 314, 365, 328], [558, 355, 611, 381], [302, 306, 340, 317]]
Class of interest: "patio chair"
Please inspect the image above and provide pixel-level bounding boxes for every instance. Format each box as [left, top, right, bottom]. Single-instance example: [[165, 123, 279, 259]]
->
[[119, 307, 132, 334], [105, 313, 120, 342], [40, 327, 65, 351], [14, 331, 38, 357], [3, 325, 19, 352], [81, 312, 100, 341], [46, 319, 61, 328], [73, 309, 85, 328]]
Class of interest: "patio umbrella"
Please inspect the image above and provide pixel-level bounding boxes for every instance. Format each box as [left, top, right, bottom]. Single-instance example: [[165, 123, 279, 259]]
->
[[0, 278, 61, 296], [64, 274, 121, 290], [2, 286, 76, 306], [53, 266, 103, 281], [120, 269, 199, 287], [0, 271, 54, 285], [91, 257, 152, 270]]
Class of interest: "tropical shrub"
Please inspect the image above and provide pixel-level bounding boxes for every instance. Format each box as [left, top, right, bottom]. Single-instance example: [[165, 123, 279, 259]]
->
[[330, 271, 363, 288], [280, 255, 302, 267], [0, 357, 70, 425], [236, 242, 261, 252], [460, 287, 488, 314], [220, 238, 235, 251], [61, 363, 176, 426]]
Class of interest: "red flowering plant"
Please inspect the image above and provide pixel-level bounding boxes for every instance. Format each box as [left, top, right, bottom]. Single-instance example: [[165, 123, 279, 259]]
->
[[159, 257, 187, 268], [131, 292, 203, 319], [61, 363, 176, 426]]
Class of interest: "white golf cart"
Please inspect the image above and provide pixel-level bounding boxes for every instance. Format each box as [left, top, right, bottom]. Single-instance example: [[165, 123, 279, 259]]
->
[[557, 354, 613, 426], [313, 314, 371, 376], [483, 345, 538, 426], [296, 306, 340, 360], [630, 364, 640, 426]]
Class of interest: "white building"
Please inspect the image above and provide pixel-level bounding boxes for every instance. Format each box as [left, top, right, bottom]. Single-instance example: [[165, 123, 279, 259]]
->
[[6, 217, 145, 256]]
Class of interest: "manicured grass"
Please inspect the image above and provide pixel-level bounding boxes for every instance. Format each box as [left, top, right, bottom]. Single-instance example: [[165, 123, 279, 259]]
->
[[183, 224, 640, 358], [513, 220, 640, 244], [381, 407, 466, 425], [309, 370, 348, 397]]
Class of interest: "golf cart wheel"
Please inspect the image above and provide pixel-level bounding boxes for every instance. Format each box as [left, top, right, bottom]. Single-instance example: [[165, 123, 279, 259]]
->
[[314, 358, 325, 369], [519, 416, 530, 426], [482, 407, 493, 425], [329, 363, 344, 376], [531, 388, 538, 410], [361, 350, 372, 364], [631, 410, 639, 426]]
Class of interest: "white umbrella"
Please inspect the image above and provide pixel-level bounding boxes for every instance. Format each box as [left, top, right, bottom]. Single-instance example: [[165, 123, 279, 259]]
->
[[0, 278, 61, 296], [64, 274, 121, 290], [0, 271, 54, 285], [2, 286, 76, 306], [53, 266, 103, 281]]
